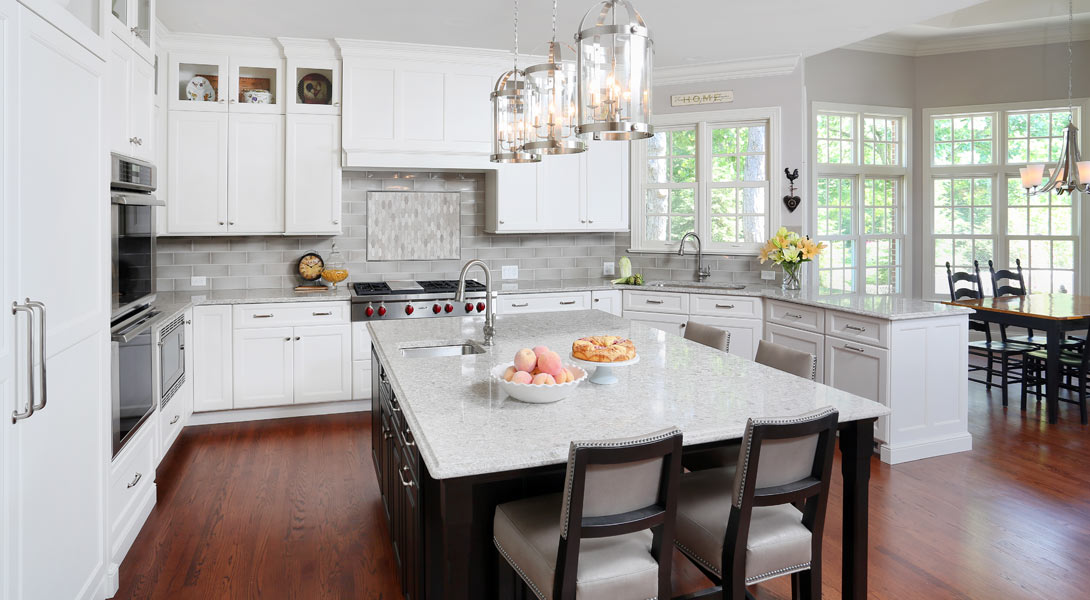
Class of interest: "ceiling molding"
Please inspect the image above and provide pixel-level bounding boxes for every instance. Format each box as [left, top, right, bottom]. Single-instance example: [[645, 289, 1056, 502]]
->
[[335, 38, 512, 65], [653, 55, 800, 86], [277, 37, 340, 59], [846, 22, 1090, 57], [159, 30, 282, 54]]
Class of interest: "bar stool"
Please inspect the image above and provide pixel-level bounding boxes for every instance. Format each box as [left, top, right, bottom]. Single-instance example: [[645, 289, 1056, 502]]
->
[[493, 428, 683, 600], [684, 321, 731, 353], [674, 407, 839, 600]]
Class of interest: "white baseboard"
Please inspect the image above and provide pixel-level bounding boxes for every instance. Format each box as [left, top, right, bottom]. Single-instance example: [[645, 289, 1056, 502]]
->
[[879, 432, 973, 464], [106, 481, 157, 597], [189, 399, 369, 426]]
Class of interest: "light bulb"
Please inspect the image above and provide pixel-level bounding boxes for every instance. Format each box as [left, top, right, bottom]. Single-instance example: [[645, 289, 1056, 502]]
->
[[1020, 164, 1045, 189]]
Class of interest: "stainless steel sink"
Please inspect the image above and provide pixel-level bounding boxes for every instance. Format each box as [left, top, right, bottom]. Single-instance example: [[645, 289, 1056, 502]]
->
[[400, 341, 486, 358]]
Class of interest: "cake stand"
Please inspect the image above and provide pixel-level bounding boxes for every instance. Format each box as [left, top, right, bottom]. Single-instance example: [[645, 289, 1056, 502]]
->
[[568, 354, 640, 385]]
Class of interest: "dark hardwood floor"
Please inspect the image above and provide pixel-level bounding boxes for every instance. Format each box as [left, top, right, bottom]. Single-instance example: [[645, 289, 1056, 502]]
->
[[115, 383, 1090, 599]]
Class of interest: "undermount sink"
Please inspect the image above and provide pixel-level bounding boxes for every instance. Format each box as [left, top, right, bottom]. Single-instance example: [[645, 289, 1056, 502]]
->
[[647, 281, 746, 290], [400, 341, 486, 358]]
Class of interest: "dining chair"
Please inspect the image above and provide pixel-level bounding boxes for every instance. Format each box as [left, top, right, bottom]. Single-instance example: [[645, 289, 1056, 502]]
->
[[684, 321, 731, 353], [673, 407, 839, 600], [493, 428, 683, 600], [947, 261, 1034, 406], [1021, 342, 1089, 425], [989, 259, 1080, 349]]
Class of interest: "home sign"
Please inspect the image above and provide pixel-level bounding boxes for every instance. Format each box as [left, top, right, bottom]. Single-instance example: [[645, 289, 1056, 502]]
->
[[670, 90, 734, 107]]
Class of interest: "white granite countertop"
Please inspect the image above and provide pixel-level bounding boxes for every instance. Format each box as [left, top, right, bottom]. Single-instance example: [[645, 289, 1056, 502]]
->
[[156, 287, 352, 306], [367, 310, 889, 480]]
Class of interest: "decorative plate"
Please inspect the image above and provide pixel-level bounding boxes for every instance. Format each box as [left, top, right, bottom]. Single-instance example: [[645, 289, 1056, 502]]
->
[[297, 252, 325, 281], [297, 73, 332, 105], [186, 76, 215, 102]]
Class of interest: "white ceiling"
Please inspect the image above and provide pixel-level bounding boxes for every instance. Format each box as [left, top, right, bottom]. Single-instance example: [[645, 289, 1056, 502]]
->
[[157, 0, 986, 67]]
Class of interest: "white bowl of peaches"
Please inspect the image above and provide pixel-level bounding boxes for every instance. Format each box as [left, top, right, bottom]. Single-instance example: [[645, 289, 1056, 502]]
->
[[492, 345, 587, 404]]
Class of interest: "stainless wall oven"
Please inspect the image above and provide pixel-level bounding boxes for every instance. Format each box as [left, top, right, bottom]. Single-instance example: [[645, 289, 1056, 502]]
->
[[111, 309, 163, 456], [111, 153, 161, 320]]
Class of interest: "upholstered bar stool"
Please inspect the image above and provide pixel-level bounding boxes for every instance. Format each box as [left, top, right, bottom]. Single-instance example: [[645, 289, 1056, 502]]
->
[[684, 321, 731, 353], [493, 428, 683, 600], [674, 407, 839, 600]]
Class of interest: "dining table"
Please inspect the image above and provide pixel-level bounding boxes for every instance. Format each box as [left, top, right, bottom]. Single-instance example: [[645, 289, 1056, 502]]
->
[[943, 293, 1090, 423]]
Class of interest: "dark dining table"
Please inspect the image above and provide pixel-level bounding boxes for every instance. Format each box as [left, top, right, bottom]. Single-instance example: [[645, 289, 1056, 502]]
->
[[943, 293, 1090, 423]]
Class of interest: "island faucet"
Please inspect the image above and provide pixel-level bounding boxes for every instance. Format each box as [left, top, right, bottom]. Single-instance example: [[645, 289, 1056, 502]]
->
[[454, 259, 495, 346], [678, 232, 711, 282]]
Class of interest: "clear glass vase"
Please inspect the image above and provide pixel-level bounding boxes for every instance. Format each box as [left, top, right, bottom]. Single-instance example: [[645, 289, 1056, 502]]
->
[[781, 263, 802, 291]]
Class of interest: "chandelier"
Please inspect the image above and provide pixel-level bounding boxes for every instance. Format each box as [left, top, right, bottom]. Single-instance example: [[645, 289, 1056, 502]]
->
[[524, 0, 586, 155], [490, 0, 541, 163], [574, 0, 654, 141], [1020, 0, 1089, 195]]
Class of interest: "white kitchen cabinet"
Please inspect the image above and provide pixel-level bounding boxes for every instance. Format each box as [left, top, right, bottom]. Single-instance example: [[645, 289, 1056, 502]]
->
[[159, 310, 194, 459], [488, 163, 543, 232], [688, 315, 763, 360], [584, 139, 629, 230], [192, 305, 233, 412], [169, 53, 285, 114], [108, 415, 156, 575], [624, 310, 688, 336], [167, 110, 229, 233], [233, 327, 295, 409], [285, 57, 341, 115], [622, 290, 690, 314], [285, 114, 342, 234], [592, 290, 622, 317], [227, 113, 284, 233], [353, 360, 372, 401], [294, 324, 352, 404], [541, 153, 584, 230], [765, 322, 826, 383], [227, 56, 286, 114], [108, 33, 154, 160], [825, 337, 889, 441], [497, 292, 593, 315], [108, 0, 154, 64]]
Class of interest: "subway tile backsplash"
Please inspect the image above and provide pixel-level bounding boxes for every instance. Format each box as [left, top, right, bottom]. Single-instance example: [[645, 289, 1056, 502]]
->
[[155, 171, 768, 292]]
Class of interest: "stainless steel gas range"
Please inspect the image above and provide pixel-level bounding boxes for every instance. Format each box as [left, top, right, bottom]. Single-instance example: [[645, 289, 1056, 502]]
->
[[350, 279, 488, 321]]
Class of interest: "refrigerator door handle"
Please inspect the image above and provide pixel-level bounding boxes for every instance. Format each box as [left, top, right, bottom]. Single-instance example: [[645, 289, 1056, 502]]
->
[[26, 299, 46, 411], [11, 302, 35, 423]]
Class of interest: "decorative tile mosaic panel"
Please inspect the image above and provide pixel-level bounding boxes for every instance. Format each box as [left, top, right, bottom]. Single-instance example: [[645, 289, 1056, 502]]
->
[[366, 191, 460, 261]]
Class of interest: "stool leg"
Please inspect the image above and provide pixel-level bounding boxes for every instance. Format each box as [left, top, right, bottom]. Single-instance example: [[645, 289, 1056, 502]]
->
[[987, 354, 996, 388], [1001, 353, 1010, 406]]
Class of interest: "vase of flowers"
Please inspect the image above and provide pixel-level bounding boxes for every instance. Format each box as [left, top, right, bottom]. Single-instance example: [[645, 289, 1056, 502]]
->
[[758, 227, 826, 292]]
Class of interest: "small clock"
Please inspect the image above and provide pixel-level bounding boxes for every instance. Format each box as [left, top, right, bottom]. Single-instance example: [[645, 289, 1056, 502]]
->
[[297, 252, 325, 281]]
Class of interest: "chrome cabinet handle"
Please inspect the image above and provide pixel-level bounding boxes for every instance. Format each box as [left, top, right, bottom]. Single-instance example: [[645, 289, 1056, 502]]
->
[[170, 414, 180, 425], [332, 220, 340, 225], [312, 311, 332, 316], [403, 429, 415, 446], [594, 298, 600, 303], [253, 314, 274, 318], [129, 136, 139, 144], [845, 324, 867, 332], [294, 336, 300, 341], [499, 220, 505, 225], [334, 101, 340, 107], [219, 221, 225, 225], [715, 303, 735, 309], [130, 26, 138, 33], [127, 472, 142, 488], [511, 302, 529, 308], [646, 299, 664, 304], [284, 337, 291, 341], [135, 138, 142, 145], [398, 465, 414, 488], [230, 99, 237, 104], [11, 303, 34, 423], [784, 312, 803, 319], [845, 344, 865, 353], [218, 99, 225, 103], [228, 221, 235, 225], [559, 300, 576, 305], [26, 299, 46, 412]]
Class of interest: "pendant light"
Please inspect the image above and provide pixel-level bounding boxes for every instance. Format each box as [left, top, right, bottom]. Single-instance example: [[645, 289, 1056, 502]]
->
[[524, 0, 586, 155], [1020, 0, 1089, 195], [490, 0, 541, 163], [574, 0, 653, 141]]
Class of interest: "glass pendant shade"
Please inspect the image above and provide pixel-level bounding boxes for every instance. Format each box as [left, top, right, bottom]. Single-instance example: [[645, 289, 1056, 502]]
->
[[524, 41, 586, 154], [575, 0, 653, 141], [490, 69, 541, 164]]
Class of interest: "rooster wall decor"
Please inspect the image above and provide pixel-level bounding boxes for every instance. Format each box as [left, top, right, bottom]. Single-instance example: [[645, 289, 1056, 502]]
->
[[782, 168, 801, 213]]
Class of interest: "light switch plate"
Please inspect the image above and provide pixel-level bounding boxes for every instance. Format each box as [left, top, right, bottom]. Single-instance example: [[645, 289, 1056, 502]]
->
[[761, 270, 776, 280], [191, 276, 208, 287], [501, 265, 518, 280], [603, 262, 615, 276]]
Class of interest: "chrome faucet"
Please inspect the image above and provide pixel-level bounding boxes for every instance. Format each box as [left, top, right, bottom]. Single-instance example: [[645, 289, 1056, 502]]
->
[[678, 232, 711, 282], [455, 259, 495, 346]]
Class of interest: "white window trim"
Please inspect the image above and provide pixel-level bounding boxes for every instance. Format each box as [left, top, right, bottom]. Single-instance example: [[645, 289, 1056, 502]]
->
[[809, 102, 913, 297], [629, 106, 782, 255], [921, 98, 1090, 299]]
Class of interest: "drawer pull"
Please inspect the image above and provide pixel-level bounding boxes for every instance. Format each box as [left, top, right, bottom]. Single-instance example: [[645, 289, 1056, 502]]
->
[[398, 466, 415, 488], [127, 472, 142, 489], [715, 303, 735, 309], [784, 312, 803, 319], [594, 298, 600, 302], [253, 314, 274, 319], [845, 324, 867, 332], [170, 414, 180, 425], [559, 300, 576, 305], [312, 311, 333, 316], [511, 302, 529, 308], [645, 299, 665, 304], [845, 344, 866, 353], [382, 427, 393, 440], [404, 429, 415, 446]]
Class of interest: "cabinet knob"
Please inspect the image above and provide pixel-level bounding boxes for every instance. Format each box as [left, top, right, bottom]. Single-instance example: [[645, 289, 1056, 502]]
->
[[334, 102, 340, 107], [218, 221, 225, 225], [129, 136, 138, 144], [295, 336, 300, 341], [130, 26, 138, 33], [580, 219, 586, 223], [284, 337, 291, 341], [499, 220, 505, 224], [332, 220, 339, 225], [218, 99, 225, 104], [185, 320, 191, 324], [588, 220, 594, 224], [228, 221, 235, 225]]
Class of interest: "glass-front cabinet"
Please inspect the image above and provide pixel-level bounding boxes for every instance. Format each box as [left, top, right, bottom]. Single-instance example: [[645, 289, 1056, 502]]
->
[[169, 53, 285, 114], [286, 59, 341, 115], [110, 0, 154, 63]]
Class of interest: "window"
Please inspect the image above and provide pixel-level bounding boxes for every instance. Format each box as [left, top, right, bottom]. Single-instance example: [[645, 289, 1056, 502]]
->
[[632, 108, 777, 254], [924, 101, 1083, 297], [812, 104, 910, 295]]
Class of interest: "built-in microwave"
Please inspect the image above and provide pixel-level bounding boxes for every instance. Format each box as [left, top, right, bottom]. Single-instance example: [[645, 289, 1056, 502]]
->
[[110, 153, 162, 320], [159, 313, 186, 409]]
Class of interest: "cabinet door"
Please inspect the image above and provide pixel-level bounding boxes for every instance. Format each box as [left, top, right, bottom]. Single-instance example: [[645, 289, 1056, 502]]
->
[[107, 32, 133, 156], [130, 0, 153, 63], [540, 152, 584, 230], [293, 324, 352, 404], [192, 305, 233, 412], [687, 316, 763, 360], [584, 138, 630, 230], [182, 309, 194, 418], [228, 57, 284, 115], [286, 59, 341, 115], [228, 113, 284, 233], [490, 163, 543, 232], [130, 53, 155, 161], [825, 337, 889, 441], [167, 110, 229, 233], [765, 323, 825, 383], [169, 53, 228, 112], [592, 290, 622, 317], [233, 327, 294, 409], [623, 310, 687, 336], [285, 114, 342, 234]]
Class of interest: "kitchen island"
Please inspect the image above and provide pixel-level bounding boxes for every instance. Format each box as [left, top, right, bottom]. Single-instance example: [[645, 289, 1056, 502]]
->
[[368, 310, 888, 600]]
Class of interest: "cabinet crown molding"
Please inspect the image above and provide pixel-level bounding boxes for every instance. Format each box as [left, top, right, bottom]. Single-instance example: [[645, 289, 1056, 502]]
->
[[334, 38, 513, 66], [277, 37, 340, 60], [654, 54, 799, 86]]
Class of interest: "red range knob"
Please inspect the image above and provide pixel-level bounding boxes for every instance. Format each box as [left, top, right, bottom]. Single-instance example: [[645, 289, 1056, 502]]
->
[[476, 302, 486, 312], [432, 304, 442, 314], [444, 303, 454, 313], [377, 305, 387, 317], [465, 303, 474, 313], [365, 306, 374, 317], [405, 304, 414, 315]]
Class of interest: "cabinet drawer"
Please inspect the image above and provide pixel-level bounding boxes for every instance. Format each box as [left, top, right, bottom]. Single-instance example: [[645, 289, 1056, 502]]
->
[[498, 292, 592, 314], [622, 290, 689, 314], [352, 322, 373, 360], [826, 310, 889, 349], [765, 300, 824, 333], [690, 294, 761, 319], [110, 425, 155, 536], [233, 301, 349, 328], [159, 395, 187, 458]]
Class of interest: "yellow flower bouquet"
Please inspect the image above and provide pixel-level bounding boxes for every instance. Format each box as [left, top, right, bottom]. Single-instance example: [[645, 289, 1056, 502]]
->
[[758, 227, 826, 290]]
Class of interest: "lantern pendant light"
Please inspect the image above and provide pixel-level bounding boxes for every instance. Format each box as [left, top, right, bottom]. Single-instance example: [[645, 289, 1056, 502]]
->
[[574, 0, 653, 141], [1020, 0, 1089, 195], [524, 0, 586, 155], [490, 0, 541, 163]]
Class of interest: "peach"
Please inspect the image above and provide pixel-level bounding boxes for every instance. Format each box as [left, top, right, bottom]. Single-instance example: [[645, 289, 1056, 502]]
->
[[564, 368, 577, 382], [537, 350, 565, 378], [511, 371, 533, 384], [556, 369, 570, 384], [503, 366, 517, 381], [532, 373, 556, 385], [532, 345, 550, 357], [513, 348, 537, 373]]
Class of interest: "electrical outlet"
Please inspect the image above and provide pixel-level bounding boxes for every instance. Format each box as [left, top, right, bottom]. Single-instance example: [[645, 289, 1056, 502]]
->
[[191, 275, 208, 287], [501, 265, 519, 280], [603, 261, 615, 276], [761, 270, 776, 281]]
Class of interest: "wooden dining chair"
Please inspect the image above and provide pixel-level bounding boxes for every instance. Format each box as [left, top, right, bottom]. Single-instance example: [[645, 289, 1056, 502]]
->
[[1021, 342, 1090, 425], [988, 259, 1080, 349], [493, 428, 683, 600], [947, 261, 1034, 406], [674, 407, 839, 600], [684, 321, 731, 353]]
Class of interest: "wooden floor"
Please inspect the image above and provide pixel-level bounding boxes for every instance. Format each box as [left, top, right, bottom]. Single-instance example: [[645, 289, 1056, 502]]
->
[[115, 383, 1090, 599]]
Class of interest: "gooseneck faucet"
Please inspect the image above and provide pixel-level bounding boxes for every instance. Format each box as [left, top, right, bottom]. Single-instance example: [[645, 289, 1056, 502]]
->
[[678, 232, 711, 282], [455, 259, 495, 346]]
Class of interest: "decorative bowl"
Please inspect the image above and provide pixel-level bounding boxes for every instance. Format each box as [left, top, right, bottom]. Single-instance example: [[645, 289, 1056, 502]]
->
[[491, 363, 587, 404], [242, 89, 272, 104]]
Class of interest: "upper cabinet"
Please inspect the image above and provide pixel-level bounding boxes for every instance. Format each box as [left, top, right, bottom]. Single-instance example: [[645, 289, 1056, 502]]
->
[[109, 0, 154, 63], [169, 53, 286, 114], [287, 59, 341, 115], [107, 31, 154, 160]]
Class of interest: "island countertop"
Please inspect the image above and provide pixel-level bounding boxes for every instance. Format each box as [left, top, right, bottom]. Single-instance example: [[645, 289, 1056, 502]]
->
[[368, 310, 889, 480]]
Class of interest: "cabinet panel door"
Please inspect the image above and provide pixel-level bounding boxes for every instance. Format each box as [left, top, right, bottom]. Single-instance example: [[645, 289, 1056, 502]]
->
[[228, 113, 284, 233], [444, 72, 491, 146], [293, 324, 352, 404], [192, 305, 233, 412], [765, 323, 825, 383], [687, 316, 762, 360], [492, 162, 542, 231], [232, 327, 294, 409], [285, 114, 341, 234], [400, 70, 444, 142], [825, 337, 889, 441], [622, 310, 687, 336], [592, 290, 622, 316], [107, 32, 133, 156], [584, 139, 629, 230], [130, 53, 155, 161], [343, 63, 395, 144], [167, 110, 229, 233], [540, 152, 585, 231]]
